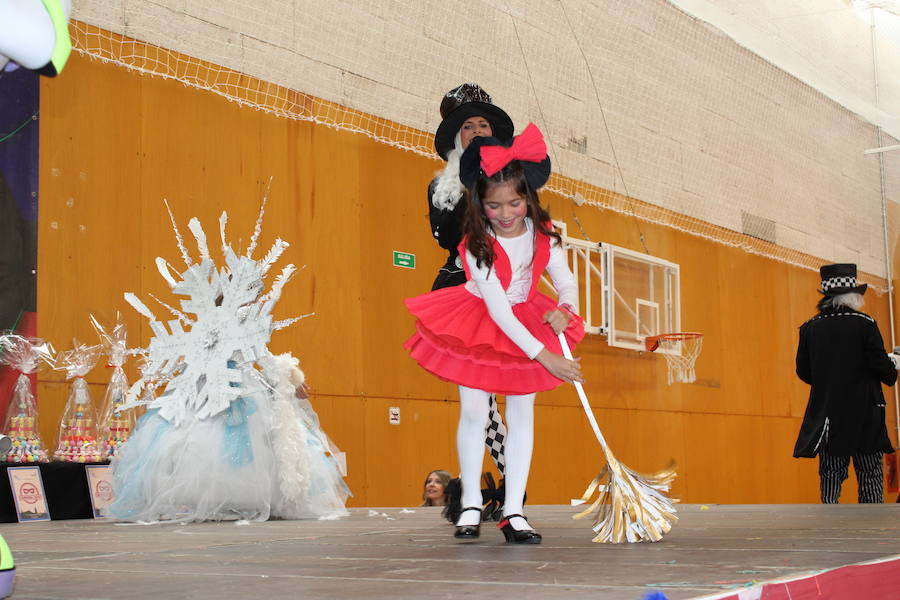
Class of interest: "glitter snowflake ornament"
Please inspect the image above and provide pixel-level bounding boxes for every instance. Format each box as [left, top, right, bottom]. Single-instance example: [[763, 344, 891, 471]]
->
[[124, 195, 304, 426]]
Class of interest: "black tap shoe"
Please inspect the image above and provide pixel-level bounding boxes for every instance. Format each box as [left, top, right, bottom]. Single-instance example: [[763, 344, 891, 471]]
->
[[454, 507, 483, 539], [498, 514, 542, 544]]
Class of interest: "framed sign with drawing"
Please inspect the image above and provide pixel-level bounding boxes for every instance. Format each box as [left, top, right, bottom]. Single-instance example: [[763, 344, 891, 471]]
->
[[85, 465, 114, 518], [7, 466, 49, 522]]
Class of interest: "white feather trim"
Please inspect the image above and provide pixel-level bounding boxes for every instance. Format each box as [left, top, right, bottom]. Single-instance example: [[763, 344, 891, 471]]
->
[[267, 353, 312, 517], [431, 142, 465, 211]]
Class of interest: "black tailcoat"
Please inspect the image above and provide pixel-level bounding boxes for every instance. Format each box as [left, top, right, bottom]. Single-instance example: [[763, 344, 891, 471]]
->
[[427, 178, 467, 290], [794, 309, 896, 457]]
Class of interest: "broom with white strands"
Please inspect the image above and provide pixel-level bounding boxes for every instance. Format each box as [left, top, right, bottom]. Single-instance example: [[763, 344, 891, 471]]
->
[[557, 332, 679, 544]]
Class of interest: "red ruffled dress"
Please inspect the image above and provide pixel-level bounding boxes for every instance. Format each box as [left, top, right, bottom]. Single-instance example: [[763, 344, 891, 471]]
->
[[404, 229, 585, 395]]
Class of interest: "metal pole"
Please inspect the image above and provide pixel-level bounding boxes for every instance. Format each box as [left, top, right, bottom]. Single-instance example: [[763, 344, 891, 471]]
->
[[870, 9, 900, 446], [864, 144, 900, 155]]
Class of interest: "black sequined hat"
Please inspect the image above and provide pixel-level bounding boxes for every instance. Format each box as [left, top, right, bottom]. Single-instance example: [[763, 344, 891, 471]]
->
[[818, 263, 867, 296], [434, 83, 514, 160]]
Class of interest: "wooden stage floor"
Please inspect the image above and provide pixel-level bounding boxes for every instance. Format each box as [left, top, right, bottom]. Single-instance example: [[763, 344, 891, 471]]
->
[[1, 504, 897, 599]]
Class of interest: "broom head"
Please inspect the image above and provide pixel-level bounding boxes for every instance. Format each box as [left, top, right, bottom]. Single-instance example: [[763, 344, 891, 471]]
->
[[572, 455, 678, 544]]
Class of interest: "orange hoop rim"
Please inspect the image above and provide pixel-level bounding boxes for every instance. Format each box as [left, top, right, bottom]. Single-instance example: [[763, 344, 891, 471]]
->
[[656, 332, 703, 341], [644, 332, 703, 352]]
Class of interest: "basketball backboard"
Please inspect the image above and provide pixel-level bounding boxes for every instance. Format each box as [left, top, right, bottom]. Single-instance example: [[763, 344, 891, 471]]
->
[[550, 221, 681, 352]]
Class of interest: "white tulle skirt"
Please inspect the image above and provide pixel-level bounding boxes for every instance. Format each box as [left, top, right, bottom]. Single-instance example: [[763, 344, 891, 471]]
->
[[109, 356, 350, 523]]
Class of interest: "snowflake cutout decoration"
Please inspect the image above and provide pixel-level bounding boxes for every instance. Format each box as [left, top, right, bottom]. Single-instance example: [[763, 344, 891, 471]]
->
[[124, 193, 305, 426]]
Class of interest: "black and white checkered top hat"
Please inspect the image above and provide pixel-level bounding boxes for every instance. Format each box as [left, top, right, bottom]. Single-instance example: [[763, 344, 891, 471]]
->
[[818, 263, 867, 296]]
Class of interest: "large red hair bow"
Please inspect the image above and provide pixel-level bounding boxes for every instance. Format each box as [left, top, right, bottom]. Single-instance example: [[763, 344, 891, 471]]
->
[[480, 123, 547, 177]]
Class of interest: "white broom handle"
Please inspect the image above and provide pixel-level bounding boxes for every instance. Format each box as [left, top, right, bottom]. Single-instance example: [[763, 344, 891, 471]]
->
[[557, 332, 610, 449]]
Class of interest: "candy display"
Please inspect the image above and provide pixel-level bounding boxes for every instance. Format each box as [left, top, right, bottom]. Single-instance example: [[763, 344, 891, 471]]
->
[[0, 335, 54, 463], [91, 315, 134, 459], [99, 368, 132, 459], [53, 343, 102, 463], [6, 412, 49, 463]]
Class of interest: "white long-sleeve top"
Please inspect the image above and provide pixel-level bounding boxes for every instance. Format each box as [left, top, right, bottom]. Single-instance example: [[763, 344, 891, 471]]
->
[[464, 219, 579, 360]]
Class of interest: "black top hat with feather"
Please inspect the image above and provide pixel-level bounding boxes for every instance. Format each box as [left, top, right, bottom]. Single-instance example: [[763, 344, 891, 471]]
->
[[434, 83, 514, 160]]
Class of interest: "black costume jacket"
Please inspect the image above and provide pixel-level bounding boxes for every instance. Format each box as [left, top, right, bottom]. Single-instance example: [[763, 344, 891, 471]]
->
[[427, 178, 467, 290], [794, 308, 896, 458]]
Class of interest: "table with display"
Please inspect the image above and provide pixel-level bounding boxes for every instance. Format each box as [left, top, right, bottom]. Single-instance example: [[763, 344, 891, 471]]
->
[[0, 461, 109, 522]]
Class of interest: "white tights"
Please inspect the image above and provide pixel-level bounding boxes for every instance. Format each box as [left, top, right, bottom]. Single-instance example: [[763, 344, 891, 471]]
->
[[456, 386, 534, 530]]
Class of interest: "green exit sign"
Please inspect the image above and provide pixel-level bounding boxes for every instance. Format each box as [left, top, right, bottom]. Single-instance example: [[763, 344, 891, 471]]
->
[[392, 251, 416, 269]]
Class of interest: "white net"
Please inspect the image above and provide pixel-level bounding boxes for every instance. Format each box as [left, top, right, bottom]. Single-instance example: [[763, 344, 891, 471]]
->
[[69, 0, 900, 287], [651, 334, 704, 386]]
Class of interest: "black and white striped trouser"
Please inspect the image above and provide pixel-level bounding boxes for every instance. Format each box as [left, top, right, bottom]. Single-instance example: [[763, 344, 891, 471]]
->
[[818, 450, 884, 504]]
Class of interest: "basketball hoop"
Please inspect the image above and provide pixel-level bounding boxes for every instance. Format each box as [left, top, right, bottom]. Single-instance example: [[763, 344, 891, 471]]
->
[[644, 332, 703, 385]]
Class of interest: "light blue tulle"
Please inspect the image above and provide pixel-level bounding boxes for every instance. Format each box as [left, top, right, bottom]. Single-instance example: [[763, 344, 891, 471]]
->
[[108, 409, 171, 520], [109, 356, 350, 523], [223, 397, 256, 468]]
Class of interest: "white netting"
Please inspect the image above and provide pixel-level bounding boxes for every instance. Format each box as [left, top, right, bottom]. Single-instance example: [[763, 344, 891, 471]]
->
[[878, 121, 900, 442], [651, 334, 704, 385], [68, 0, 900, 287]]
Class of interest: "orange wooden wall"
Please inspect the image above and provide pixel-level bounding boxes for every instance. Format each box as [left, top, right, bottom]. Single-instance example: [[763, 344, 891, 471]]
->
[[33, 52, 899, 508]]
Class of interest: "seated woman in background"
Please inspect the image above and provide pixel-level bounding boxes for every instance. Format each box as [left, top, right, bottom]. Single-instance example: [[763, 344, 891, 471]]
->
[[421, 470, 452, 507]]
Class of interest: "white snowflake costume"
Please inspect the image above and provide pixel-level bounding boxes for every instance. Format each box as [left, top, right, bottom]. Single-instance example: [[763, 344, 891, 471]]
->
[[109, 202, 350, 523]]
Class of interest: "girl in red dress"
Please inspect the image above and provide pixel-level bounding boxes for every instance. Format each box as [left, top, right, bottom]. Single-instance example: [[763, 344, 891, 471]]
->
[[405, 123, 585, 543]]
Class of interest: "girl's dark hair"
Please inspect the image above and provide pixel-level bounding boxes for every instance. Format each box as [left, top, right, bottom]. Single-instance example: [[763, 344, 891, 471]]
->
[[462, 161, 560, 269]]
